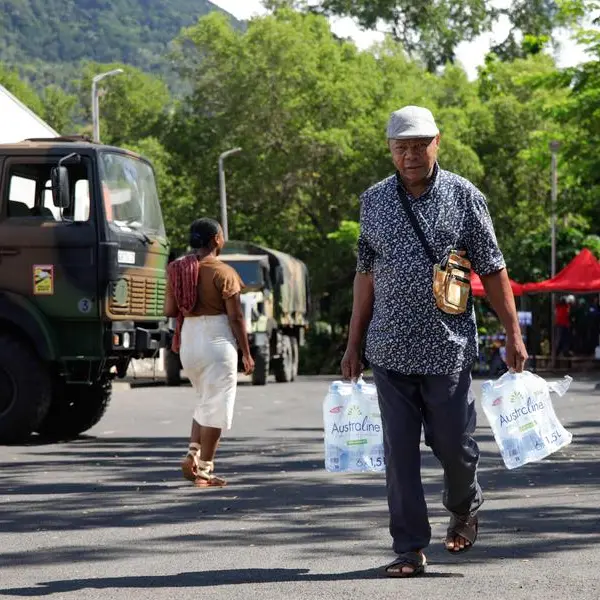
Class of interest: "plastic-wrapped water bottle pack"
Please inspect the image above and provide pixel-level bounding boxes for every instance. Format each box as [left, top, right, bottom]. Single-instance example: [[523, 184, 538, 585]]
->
[[322, 378, 385, 473], [481, 370, 573, 469]]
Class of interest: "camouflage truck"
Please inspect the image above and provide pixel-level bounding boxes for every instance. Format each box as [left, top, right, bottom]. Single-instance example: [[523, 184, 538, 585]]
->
[[0, 136, 170, 443], [165, 241, 310, 386]]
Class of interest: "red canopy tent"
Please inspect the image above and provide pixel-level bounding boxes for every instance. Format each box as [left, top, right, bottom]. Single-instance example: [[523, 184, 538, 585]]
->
[[522, 248, 600, 294], [471, 272, 524, 297]]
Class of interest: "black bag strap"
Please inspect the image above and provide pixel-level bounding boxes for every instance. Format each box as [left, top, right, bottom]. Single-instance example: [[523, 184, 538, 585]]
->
[[396, 179, 438, 265]]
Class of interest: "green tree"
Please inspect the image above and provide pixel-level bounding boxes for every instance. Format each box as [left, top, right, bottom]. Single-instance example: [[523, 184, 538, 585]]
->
[[165, 9, 487, 328], [315, 0, 595, 68], [168, 10, 382, 251], [547, 25, 600, 229], [318, 0, 491, 70], [41, 85, 78, 134], [491, 0, 597, 59], [0, 63, 44, 115], [0, 0, 241, 92], [470, 50, 600, 283]]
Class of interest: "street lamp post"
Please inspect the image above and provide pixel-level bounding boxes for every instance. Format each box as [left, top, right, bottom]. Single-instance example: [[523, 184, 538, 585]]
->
[[91, 68, 124, 143], [550, 140, 560, 278], [218, 147, 242, 241], [549, 140, 561, 367]]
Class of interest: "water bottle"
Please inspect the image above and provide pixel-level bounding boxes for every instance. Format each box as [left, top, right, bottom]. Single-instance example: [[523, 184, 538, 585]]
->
[[323, 381, 352, 472], [500, 437, 522, 470], [351, 378, 385, 471]]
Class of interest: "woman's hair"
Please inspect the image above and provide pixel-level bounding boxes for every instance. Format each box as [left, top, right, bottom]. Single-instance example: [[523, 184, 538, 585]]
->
[[189, 218, 221, 249]]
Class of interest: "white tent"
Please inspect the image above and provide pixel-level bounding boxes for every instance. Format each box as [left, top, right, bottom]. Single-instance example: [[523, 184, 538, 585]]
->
[[0, 84, 58, 143]]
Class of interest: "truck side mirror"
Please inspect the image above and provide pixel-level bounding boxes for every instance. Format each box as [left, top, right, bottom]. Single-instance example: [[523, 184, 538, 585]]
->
[[50, 166, 71, 209], [51, 152, 81, 209]]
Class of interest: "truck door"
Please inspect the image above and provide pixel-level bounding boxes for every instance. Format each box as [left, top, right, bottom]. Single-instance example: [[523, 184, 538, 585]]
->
[[0, 156, 98, 347]]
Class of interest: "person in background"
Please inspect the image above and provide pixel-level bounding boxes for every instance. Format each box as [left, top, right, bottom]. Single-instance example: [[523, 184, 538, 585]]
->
[[342, 105, 527, 577], [164, 218, 254, 487], [555, 296, 572, 357]]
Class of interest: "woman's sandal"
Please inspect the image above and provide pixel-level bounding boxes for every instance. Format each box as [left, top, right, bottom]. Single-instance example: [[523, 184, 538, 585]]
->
[[194, 460, 227, 488], [445, 513, 478, 553], [181, 443, 201, 482], [383, 551, 426, 578]]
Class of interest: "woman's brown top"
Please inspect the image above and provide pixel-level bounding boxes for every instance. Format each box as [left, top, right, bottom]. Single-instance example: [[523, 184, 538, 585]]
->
[[165, 255, 244, 318]]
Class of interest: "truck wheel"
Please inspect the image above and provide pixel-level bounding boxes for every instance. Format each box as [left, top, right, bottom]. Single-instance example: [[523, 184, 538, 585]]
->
[[37, 377, 112, 440], [0, 333, 51, 444], [165, 349, 182, 387], [252, 344, 270, 386], [274, 335, 294, 383], [291, 336, 299, 381]]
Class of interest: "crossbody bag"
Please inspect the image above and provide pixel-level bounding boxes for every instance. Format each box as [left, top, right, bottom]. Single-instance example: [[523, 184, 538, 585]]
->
[[396, 181, 472, 315]]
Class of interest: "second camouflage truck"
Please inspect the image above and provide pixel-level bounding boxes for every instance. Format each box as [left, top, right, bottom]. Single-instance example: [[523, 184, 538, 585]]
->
[[165, 241, 310, 386], [0, 136, 170, 443]]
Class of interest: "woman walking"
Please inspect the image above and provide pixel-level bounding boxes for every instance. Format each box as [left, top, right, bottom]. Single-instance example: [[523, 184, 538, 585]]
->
[[165, 218, 254, 487]]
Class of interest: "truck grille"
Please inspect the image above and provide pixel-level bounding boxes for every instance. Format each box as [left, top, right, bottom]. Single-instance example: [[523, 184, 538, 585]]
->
[[109, 276, 166, 317]]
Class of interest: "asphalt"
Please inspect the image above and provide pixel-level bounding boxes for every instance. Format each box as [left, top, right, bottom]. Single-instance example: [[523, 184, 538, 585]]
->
[[0, 374, 599, 599]]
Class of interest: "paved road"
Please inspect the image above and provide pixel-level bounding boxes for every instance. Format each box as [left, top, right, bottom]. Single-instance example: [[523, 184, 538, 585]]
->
[[1, 375, 599, 599]]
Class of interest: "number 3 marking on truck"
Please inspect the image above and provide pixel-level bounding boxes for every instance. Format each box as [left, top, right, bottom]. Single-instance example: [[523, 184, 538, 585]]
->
[[78, 298, 92, 313]]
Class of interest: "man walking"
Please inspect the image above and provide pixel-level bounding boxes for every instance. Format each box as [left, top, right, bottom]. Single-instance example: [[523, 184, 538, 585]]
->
[[341, 105, 527, 577]]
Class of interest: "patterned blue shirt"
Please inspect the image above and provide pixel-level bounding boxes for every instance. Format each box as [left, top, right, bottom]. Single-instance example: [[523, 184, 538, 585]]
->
[[357, 165, 505, 375]]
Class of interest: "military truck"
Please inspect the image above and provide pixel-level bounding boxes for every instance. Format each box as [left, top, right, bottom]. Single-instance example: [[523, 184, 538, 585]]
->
[[165, 241, 310, 386], [0, 136, 170, 443]]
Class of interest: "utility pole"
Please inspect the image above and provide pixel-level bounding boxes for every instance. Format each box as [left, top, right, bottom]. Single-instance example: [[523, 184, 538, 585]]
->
[[549, 140, 561, 367], [218, 147, 242, 241], [91, 68, 124, 143]]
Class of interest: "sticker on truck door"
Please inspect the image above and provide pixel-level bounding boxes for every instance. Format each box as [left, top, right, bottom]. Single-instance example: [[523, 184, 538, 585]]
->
[[33, 265, 54, 295]]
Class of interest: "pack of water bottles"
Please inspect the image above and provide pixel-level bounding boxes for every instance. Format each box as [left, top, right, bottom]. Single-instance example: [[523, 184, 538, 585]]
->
[[481, 370, 573, 470], [322, 378, 385, 473]]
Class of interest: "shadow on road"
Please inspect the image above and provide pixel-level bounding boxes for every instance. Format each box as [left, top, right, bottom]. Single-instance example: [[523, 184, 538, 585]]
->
[[1, 418, 599, 571], [0, 566, 464, 596]]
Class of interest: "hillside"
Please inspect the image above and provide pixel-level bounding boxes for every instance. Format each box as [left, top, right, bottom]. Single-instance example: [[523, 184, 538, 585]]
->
[[0, 0, 241, 87]]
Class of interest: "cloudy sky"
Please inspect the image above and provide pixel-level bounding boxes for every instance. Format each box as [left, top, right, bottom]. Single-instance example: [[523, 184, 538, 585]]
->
[[211, 0, 593, 80]]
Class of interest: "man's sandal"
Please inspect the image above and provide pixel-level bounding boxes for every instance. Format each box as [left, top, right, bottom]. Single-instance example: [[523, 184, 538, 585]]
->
[[383, 551, 426, 578], [181, 443, 201, 482], [445, 513, 478, 553], [194, 460, 227, 488]]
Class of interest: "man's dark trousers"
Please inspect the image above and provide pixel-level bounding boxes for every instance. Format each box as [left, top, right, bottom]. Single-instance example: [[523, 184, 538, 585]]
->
[[372, 365, 483, 554]]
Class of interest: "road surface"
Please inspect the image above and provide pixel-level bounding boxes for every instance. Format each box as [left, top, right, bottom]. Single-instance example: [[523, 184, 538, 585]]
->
[[1, 375, 599, 599]]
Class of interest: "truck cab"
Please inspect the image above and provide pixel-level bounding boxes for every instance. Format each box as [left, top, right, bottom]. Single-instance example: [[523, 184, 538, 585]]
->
[[220, 243, 309, 385], [0, 136, 170, 442], [220, 253, 273, 335]]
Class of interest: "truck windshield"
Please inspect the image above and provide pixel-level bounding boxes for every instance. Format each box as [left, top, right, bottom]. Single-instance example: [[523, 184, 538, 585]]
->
[[99, 152, 166, 237], [223, 260, 265, 287]]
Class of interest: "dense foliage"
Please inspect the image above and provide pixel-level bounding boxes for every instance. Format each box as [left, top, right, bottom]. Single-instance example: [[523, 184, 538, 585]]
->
[[1, 3, 599, 370], [0, 0, 239, 88], [309, 0, 595, 69]]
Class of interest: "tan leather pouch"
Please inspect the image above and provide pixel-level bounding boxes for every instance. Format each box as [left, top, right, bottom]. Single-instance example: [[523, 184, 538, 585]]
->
[[433, 252, 471, 314]]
